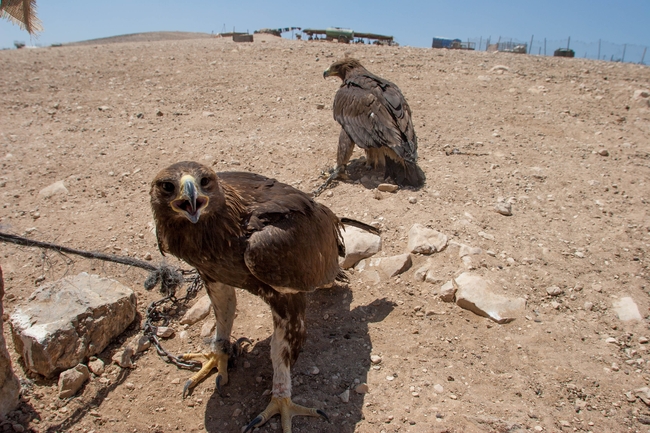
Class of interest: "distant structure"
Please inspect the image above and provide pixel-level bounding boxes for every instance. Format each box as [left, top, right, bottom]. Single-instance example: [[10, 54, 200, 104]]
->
[[487, 41, 527, 54], [554, 48, 575, 58], [255, 27, 301, 37], [302, 27, 395, 45], [431, 37, 475, 50]]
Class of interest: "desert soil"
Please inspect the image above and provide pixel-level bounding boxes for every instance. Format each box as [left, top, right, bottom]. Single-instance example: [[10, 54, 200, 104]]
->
[[1, 32, 650, 433]]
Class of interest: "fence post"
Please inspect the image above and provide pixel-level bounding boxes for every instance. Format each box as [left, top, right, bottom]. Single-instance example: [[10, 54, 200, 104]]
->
[[641, 47, 647, 65], [529, 35, 534, 55], [598, 39, 601, 61], [622, 44, 626, 62]]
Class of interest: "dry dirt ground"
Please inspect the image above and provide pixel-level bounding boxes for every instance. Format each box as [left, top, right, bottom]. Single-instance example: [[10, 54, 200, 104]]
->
[[1, 32, 650, 433]]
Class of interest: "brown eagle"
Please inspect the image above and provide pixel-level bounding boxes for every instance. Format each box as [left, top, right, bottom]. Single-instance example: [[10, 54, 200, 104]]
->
[[322, 57, 425, 190], [150, 161, 375, 432]]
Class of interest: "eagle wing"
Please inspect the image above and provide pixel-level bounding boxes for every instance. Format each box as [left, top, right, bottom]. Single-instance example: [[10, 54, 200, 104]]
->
[[218, 173, 343, 293], [333, 73, 417, 162]]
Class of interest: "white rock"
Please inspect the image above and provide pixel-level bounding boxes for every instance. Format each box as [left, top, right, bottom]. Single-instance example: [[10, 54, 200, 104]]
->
[[112, 347, 135, 369], [453, 272, 526, 323], [433, 384, 444, 393], [494, 202, 512, 216], [357, 254, 412, 278], [370, 355, 382, 364], [58, 364, 90, 398], [437, 280, 457, 303], [156, 326, 175, 338], [339, 389, 350, 403], [88, 358, 105, 376], [413, 262, 431, 282], [546, 286, 563, 296], [130, 334, 151, 353], [39, 180, 68, 198], [340, 225, 382, 269], [458, 244, 482, 258], [613, 297, 642, 322], [478, 231, 495, 241], [180, 295, 212, 325], [407, 224, 448, 254], [10, 273, 136, 377], [200, 319, 216, 338]]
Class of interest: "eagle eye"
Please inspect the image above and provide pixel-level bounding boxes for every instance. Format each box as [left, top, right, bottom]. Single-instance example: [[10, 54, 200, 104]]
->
[[200, 177, 210, 187], [160, 182, 175, 193]]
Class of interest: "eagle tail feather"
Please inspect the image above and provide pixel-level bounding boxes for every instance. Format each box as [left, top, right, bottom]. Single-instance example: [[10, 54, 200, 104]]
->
[[385, 157, 425, 188]]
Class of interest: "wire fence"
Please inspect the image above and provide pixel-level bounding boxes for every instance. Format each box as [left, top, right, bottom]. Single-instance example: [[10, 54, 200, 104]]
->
[[461, 36, 648, 65]]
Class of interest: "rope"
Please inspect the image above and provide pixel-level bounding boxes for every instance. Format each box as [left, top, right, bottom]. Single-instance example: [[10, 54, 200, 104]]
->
[[0, 230, 204, 369]]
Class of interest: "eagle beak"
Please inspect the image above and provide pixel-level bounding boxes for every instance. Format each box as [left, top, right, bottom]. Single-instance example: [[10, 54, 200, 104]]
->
[[323, 68, 331, 79], [171, 175, 209, 224]]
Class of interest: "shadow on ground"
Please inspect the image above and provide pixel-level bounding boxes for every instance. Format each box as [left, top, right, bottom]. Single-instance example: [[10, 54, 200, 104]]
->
[[203, 286, 395, 432]]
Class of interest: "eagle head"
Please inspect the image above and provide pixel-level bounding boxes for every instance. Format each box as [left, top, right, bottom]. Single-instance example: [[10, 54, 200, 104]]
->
[[323, 57, 363, 80], [150, 161, 218, 224]]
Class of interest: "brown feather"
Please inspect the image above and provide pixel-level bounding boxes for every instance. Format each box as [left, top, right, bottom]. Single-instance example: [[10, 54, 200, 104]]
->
[[325, 58, 425, 187], [150, 162, 348, 365]]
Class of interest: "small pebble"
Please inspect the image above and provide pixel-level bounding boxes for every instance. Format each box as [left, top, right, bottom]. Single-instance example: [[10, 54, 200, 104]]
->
[[408, 197, 417, 204], [370, 355, 382, 364], [156, 326, 174, 338], [546, 286, 563, 296], [355, 383, 369, 394], [494, 202, 512, 216], [310, 366, 320, 375], [339, 389, 350, 403], [433, 384, 444, 393], [598, 149, 609, 156], [377, 183, 398, 193]]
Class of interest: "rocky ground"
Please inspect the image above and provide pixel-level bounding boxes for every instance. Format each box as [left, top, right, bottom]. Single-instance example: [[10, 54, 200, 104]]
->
[[0, 32, 649, 433]]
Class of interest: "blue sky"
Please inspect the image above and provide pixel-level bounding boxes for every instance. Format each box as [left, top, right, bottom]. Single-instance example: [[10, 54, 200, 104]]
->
[[2, 0, 649, 53]]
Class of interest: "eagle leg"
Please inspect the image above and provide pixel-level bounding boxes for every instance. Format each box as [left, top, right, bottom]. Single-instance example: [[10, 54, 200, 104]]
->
[[244, 302, 327, 433], [181, 281, 239, 398], [243, 396, 328, 433]]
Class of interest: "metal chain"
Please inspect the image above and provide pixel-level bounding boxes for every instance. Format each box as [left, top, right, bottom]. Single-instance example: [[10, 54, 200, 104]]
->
[[142, 273, 204, 370]]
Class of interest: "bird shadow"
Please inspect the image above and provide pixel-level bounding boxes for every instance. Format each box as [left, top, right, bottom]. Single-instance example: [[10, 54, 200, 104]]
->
[[202, 286, 395, 432]]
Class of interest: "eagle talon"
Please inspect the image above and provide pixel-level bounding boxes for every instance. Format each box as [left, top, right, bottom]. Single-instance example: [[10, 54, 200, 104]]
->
[[182, 379, 193, 399], [244, 396, 327, 433], [215, 374, 223, 396], [243, 415, 264, 433], [317, 409, 330, 423], [178, 351, 229, 397]]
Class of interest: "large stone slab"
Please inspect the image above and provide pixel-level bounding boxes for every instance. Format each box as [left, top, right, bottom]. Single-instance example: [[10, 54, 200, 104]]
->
[[340, 225, 382, 269], [0, 266, 20, 416], [452, 272, 526, 324], [408, 224, 448, 254], [10, 272, 136, 378], [356, 254, 412, 278]]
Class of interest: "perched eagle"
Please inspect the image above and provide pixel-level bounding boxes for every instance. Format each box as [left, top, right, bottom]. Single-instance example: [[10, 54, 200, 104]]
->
[[323, 57, 425, 189], [150, 161, 375, 432]]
